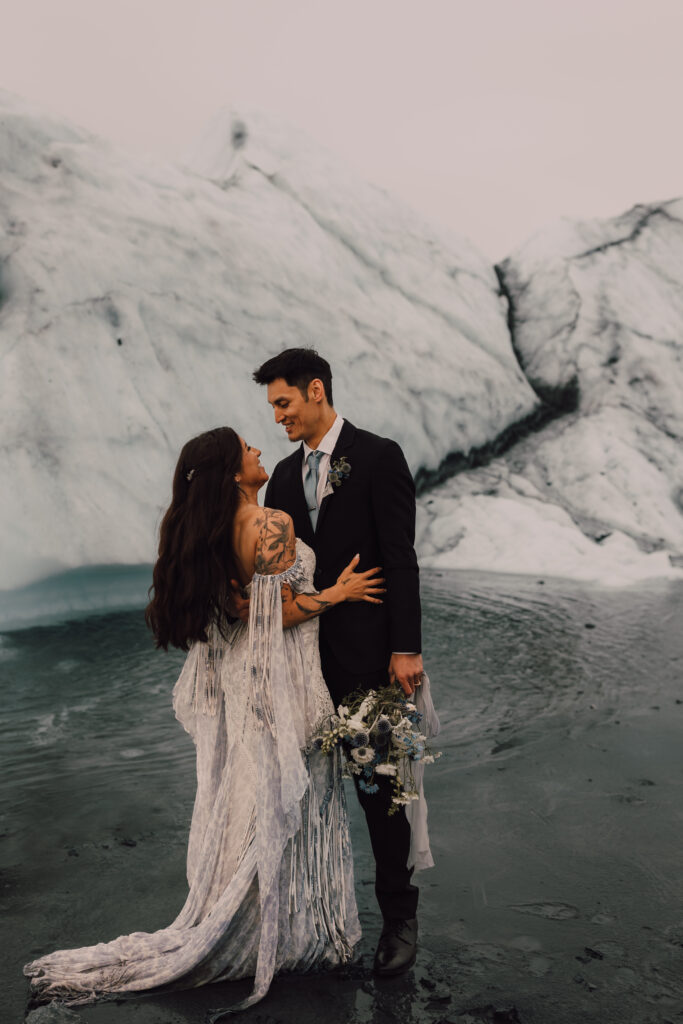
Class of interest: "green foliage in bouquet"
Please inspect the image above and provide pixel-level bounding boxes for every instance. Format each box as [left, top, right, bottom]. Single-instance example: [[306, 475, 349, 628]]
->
[[311, 685, 441, 815]]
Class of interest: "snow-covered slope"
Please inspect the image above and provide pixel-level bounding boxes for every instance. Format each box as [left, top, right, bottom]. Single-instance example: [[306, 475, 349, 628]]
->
[[0, 93, 536, 589], [419, 202, 683, 583], [2, 90, 682, 595], [501, 203, 683, 551]]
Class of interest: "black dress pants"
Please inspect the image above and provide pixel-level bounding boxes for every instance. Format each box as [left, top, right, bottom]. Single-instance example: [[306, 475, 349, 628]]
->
[[319, 636, 419, 921]]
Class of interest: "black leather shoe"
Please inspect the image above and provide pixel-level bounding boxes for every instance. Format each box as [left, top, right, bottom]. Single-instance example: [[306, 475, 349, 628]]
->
[[373, 917, 418, 976]]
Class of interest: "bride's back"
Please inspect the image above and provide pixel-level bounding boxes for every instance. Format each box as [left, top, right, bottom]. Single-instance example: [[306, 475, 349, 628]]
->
[[231, 505, 261, 585]]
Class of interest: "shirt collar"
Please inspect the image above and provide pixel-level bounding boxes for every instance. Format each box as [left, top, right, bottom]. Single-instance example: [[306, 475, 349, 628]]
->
[[302, 414, 344, 461]]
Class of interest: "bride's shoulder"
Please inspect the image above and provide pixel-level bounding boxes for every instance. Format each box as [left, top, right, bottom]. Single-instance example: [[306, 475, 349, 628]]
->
[[253, 507, 297, 576], [255, 507, 295, 543], [258, 506, 293, 524], [241, 506, 293, 538]]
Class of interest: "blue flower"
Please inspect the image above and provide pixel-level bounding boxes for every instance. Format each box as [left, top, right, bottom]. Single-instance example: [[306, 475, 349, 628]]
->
[[359, 778, 380, 794], [350, 729, 371, 748]]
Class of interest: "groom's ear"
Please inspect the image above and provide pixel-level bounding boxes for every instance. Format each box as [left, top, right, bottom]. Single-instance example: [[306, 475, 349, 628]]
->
[[308, 378, 326, 404]]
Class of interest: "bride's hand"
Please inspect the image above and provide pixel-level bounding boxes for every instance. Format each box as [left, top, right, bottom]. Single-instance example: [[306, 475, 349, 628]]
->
[[335, 555, 386, 604], [228, 579, 250, 623]]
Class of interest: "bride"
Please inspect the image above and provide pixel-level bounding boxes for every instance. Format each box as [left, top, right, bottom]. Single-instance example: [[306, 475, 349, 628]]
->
[[24, 426, 386, 1015]]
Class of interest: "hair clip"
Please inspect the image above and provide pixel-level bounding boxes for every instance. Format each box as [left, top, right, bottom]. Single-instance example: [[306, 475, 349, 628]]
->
[[186, 468, 196, 482]]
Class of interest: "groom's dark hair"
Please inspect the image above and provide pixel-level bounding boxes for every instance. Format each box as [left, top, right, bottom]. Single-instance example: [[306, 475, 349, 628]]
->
[[253, 347, 333, 405]]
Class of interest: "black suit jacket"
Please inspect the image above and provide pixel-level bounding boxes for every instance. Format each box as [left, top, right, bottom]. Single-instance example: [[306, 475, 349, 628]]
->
[[264, 420, 422, 673]]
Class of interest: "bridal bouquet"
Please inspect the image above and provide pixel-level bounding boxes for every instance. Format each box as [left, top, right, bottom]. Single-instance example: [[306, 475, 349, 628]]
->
[[312, 686, 441, 815]]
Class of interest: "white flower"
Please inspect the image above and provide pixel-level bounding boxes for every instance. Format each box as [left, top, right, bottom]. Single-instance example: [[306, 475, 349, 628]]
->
[[374, 763, 397, 776], [351, 746, 375, 764], [337, 705, 350, 721], [405, 702, 417, 712], [346, 717, 365, 734], [422, 754, 435, 764], [358, 695, 377, 719]]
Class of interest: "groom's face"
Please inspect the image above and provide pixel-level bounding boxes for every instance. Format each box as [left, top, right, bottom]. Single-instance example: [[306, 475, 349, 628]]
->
[[267, 377, 318, 444]]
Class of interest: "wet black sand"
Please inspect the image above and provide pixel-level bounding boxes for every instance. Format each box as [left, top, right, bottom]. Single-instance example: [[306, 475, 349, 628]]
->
[[2, 570, 683, 1024]]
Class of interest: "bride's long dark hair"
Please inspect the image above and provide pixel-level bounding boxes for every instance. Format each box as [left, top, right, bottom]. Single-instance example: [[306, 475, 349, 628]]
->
[[145, 426, 243, 651]]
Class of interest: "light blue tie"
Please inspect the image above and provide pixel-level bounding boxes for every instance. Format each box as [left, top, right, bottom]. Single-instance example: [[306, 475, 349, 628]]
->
[[304, 450, 324, 530]]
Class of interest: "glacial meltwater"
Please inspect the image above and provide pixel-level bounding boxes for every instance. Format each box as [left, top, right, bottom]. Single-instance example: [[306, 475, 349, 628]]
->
[[2, 568, 682, 1024]]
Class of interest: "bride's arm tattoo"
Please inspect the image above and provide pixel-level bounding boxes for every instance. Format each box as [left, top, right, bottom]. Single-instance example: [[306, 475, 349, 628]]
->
[[253, 510, 296, 574], [280, 582, 334, 626], [295, 593, 333, 615], [255, 514, 342, 626]]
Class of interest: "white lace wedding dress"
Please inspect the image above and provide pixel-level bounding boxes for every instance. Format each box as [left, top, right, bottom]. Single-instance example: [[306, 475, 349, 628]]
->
[[24, 539, 361, 1015]]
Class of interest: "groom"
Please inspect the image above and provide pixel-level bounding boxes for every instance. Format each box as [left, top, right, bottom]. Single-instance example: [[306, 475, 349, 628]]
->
[[252, 347, 424, 976]]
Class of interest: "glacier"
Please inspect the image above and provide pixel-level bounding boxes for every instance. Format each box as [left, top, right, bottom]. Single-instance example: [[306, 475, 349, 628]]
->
[[0, 92, 535, 591], [1, 90, 682, 610], [419, 205, 683, 584]]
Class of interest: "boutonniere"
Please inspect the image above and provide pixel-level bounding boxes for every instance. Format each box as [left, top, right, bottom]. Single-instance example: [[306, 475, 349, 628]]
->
[[321, 456, 351, 500], [329, 456, 351, 488]]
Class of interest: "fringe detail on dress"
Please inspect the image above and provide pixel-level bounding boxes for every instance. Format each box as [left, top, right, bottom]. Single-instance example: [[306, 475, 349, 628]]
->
[[206, 750, 355, 1021], [287, 749, 353, 966], [236, 807, 257, 868], [191, 621, 242, 716]]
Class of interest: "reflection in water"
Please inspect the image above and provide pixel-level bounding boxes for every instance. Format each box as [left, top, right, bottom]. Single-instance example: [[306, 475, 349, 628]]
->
[[1, 570, 682, 818], [2, 570, 683, 1024], [422, 569, 682, 765]]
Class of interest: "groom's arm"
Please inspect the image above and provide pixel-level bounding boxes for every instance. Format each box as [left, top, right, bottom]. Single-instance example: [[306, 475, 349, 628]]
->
[[370, 439, 422, 657]]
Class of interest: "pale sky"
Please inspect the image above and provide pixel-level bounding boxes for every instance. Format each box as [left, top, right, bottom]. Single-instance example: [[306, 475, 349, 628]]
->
[[3, 0, 682, 261]]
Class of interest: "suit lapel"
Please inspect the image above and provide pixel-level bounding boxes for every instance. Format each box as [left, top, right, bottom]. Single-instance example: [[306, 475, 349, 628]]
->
[[315, 420, 356, 537]]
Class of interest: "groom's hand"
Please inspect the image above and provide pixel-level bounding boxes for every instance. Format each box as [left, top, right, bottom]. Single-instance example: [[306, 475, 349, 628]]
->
[[228, 579, 250, 623], [388, 653, 424, 697]]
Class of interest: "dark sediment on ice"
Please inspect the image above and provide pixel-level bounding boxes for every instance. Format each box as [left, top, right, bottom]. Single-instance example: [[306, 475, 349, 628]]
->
[[412, 264, 581, 498]]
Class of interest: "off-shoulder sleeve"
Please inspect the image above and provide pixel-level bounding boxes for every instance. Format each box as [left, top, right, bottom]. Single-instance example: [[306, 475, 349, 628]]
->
[[238, 560, 311, 1009], [174, 554, 313, 1011], [251, 550, 308, 592]]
